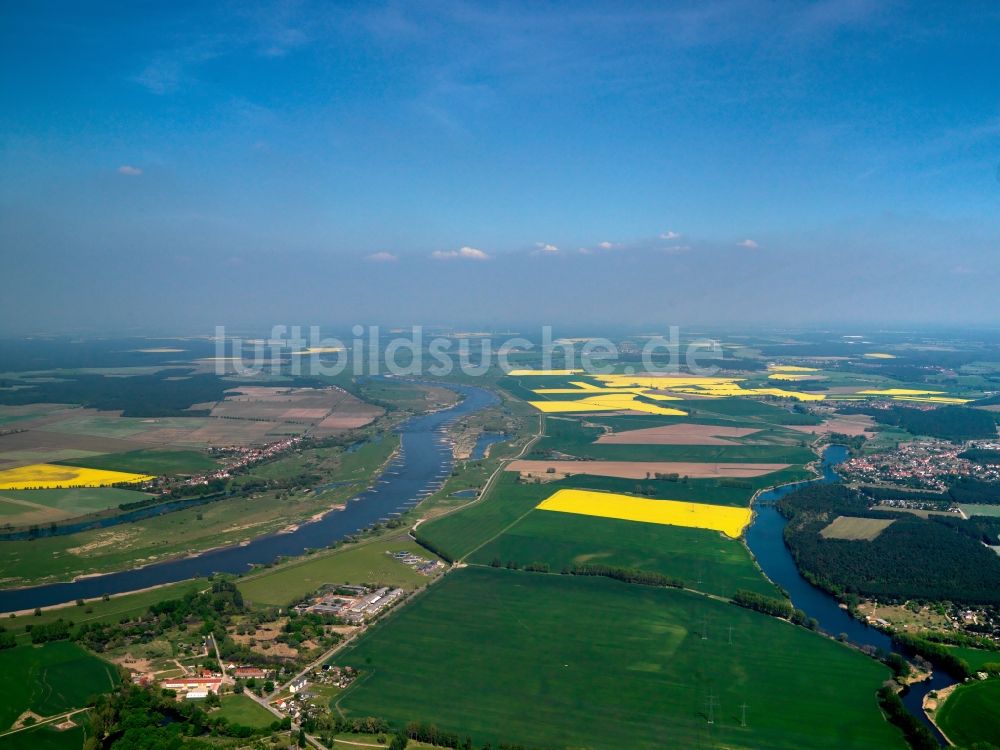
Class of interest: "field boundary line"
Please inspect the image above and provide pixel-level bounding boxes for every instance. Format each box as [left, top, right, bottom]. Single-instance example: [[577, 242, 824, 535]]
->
[[411, 413, 543, 548], [0, 707, 89, 738]]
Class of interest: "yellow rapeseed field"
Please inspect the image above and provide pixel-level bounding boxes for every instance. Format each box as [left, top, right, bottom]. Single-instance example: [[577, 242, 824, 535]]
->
[[507, 369, 581, 376], [863, 353, 896, 359], [0, 463, 155, 490], [537, 489, 752, 538], [528, 394, 687, 416], [594, 374, 742, 389], [591, 373, 826, 401], [767, 365, 819, 372]]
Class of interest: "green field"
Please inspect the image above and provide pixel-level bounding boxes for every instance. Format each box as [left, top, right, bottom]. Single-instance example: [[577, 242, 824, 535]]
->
[[0, 642, 119, 730], [212, 694, 277, 728], [37, 415, 210, 439], [945, 645, 1000, 671], [528, 414, 815, 464], [239, 534, 440, 606], [416, 473, 548, 560], [961, 503, 1000, 518], [0, 721, 89, 750], [468, 509, 780, 598], [55, 448, 217, 475], [335, 567, 903, 750], [532, 467, 812, 506], [937, 678, 1000, 747], [0, 487, 152, 520]]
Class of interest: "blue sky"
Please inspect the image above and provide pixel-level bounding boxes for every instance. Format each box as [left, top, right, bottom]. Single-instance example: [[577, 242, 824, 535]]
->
[[1, 1, 999, 332]]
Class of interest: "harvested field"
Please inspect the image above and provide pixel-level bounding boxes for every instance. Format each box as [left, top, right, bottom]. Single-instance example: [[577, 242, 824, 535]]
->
[[507, 459, 790, 480], [819, 516, 894, 540], [537, 488, 752, 537], [595, 423, 761, 445], [785, 414, 875, 437], [0, 429, 145, 468], [212, 385, 381, 433]]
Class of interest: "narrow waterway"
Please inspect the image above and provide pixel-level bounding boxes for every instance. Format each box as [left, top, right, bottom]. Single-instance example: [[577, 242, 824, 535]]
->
[[745, 445, 950, 745], [0, 382, 499, 613]]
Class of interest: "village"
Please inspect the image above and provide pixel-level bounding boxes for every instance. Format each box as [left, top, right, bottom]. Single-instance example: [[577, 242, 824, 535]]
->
[[840, 438, 1000, 492]]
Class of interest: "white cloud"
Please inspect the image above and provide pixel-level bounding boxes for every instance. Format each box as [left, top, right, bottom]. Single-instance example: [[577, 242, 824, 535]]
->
[[366, 251, 398, 262], [534, 242, 559, 254], [737, 239, 759, 249], [663, 244, 691, 254], [659, 230, 681, 240], [117, 165, 142, 176], [597, 240, 614, 250], [431, 246, 490, 261]]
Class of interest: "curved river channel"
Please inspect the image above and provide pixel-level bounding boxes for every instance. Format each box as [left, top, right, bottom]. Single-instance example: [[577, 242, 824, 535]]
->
[[0, 401, 948, 741], [745, 444, 950, 745], [0, 382, 498, 613]]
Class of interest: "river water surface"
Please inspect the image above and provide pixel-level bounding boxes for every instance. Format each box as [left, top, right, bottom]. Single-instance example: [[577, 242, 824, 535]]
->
[[745, 444, 950, 745], [0, 382, 498, 613]]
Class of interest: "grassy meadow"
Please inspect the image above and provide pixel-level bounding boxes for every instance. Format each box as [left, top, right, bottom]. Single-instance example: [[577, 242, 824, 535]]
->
[[53, 448, 218, 475], [335, 567, 903, 750], [467, 510, 780, 598], [239, 534, 440, 606], [936, 679, 1000, 747], [212, 694, 277, 728], [0, 642, 119, 730]]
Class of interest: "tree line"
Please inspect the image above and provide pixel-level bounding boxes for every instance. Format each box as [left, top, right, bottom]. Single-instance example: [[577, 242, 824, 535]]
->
[[778, 484, 1000, 604]]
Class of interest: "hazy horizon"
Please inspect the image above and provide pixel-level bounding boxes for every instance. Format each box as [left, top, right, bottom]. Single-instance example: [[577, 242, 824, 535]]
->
[[2, 1, 999, 333]]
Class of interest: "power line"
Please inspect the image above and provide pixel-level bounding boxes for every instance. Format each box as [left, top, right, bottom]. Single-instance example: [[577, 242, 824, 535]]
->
[[740, 702, 749, 728]]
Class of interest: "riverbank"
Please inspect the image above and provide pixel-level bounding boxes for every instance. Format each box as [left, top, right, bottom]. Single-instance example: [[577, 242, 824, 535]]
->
[[0, 382, 499, 613], [745, 444, 948, 745]]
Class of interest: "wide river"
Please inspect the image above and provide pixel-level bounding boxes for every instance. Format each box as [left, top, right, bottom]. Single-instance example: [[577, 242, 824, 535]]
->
[[0, 399, 948, 741], [0, 382, 498, 613], [745, 444, 950, 745]]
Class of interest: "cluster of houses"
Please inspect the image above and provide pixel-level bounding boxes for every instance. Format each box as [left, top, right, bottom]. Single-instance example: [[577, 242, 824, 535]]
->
[[297, 585, 405, 625], [842, 439, 1000, 492]]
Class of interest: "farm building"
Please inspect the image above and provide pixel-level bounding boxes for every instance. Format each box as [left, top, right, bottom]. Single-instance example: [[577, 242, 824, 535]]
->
[[162, 676, 223, 694]]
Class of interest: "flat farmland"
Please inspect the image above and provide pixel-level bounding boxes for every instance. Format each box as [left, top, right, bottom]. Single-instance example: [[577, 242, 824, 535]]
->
[[508, 459, 791, 479], [594, 423, 762, 444], [468, 510, 779, 598], [0, 722, 89, 750], [53, 448, 217, 475], [936, 679, 1000, 748], [0, 463, 153, 490], [211, 385, 382, 433], [0, 642, 119, 730], [416, 473, 549, 560], [819, 516, 895, 541], [212, 694, 277, 728], [960, 504, 1000, 517], [335, 567, 903, 750], [36, 412, 209, 440], [535, 489, 751, 538], [559, 442, 816, 464], [945, 645, 1000, 671], [0, 486, 152, 526], [239, 534, 441, 606]]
